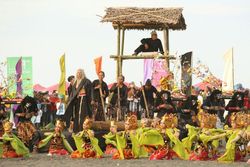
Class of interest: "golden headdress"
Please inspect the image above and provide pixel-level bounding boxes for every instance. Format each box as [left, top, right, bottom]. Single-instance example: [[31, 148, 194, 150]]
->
[[83, 117, 93, 126], [125, 115, 138, 130], [198, 112, 217, 128], [161, 113, 178, 128], [140, 118, 150, 128], [55, 119, 66, 131], [230, 112, 248, 128], [110, 121, 117, 128], [3, 120, 13, 132]]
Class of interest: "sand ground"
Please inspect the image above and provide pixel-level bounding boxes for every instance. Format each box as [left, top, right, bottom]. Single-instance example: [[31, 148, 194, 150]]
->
[[0, 154, 249, 167]]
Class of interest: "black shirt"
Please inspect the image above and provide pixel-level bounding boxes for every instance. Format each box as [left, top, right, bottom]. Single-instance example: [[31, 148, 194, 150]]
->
[[141, 38, 164, 53], [92, 79, 109, 103], [110, 83, 128, 107]]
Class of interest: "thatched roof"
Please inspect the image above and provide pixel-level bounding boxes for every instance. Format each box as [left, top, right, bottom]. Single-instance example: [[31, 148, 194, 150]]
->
[[101, 7, 186, 30]]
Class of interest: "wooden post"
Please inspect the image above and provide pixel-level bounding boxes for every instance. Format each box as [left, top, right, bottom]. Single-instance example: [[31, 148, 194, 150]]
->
[[163, 28, 169, 69], [116, 26, 121, 78], [121, 28, 125, 56], [120, 28, 125, 74]]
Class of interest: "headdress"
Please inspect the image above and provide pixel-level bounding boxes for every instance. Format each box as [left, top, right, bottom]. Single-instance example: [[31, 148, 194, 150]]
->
[[161, 113, 178, 128], [125, 115, 138, 130], [198, 112, 217, 128]]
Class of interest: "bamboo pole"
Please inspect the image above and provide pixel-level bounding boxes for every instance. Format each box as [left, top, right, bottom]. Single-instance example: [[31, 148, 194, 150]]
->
[[116, 26, 121, 78], [110, 55, 176, 60], [121, 28, 125, 56], [163, 28, 169, 69], [99, 81, 106, 121], [140, 82, 149, 118], [120, 28, 125, 74], [117, 84, 121, 121]]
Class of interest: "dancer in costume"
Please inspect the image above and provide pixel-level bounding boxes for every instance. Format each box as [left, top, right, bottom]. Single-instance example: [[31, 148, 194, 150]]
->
[[218, 112, 250, 162], [138, 118, 164, 154], [178, 95, 199, 140], [186, 112, 227, 161], [15, 96, 40, 152], [103, 121, 119, 159], [1, 120, 29, 158], [112, 115, 147, 159], [225, 91, 246, 126], [202, 89, 225, 123], [150, 113, 189, 160], [38, 119, 73, 156], [154, 91, 175, 118], [71, 118, 103, 158]]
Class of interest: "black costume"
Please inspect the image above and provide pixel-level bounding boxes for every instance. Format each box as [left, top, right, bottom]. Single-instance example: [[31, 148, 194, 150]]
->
[[137, 84, 158, 118], [144, 38, 164, 53], [225, 91, 245, 126], [134, 38, 164, 55], [154, 90, 175, 118], [202, 90, 225, 122], [109, 83, 128, 120], [66, 78, 93, 132], [178, 95, 199, 140], [15, 96, 40, 152], [92, 79, 109, 121]]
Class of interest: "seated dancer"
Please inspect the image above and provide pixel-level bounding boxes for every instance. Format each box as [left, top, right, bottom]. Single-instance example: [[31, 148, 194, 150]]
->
[[150, 114, 189, 160], [1, 120, 29, 158], [103, 121, 119, 158], [38, 119, 73, 156], [109, 75, 128, 121], [202, 89, 225, 123], [138, 118, 164, 154], [137, 79, 158, 118], [92, 71, 109, 121], [178, 95, 199, 140], [71, 118, 103, 158], [154, 90, 175, 118], [151, 117, 161, 130], [218, 112, 250, 162], [225, 91, 246, 126], [111, 115, 147, 159], [184, 112, 227, 161], [15, 96, 40, 152]]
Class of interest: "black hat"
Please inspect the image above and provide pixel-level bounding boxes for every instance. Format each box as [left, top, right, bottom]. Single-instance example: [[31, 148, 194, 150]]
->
[[67, 75, 75, 82], [145, 79, 152, 86]]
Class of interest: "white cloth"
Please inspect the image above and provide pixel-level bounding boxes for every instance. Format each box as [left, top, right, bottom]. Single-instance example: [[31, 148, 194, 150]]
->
[[222, 48, 234, 92], [35, 109, 43, 123], [56, 102, 65, 115]]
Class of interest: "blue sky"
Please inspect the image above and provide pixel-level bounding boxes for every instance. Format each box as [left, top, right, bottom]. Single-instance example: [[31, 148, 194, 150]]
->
[[0, 0, 249, 87]]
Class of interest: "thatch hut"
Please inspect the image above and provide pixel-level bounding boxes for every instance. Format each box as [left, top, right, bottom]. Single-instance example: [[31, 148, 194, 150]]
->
[[101, 7, 186, 77], [101, 7, 186, 30]]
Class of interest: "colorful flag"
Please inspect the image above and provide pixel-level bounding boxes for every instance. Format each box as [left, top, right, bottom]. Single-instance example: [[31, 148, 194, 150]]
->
[[181, 52, 192, 95], [143, 59, 154, 84], [94, 56, 102, 75], [222, 48, 234, 92], [15, 57, 22, 97], [58, 54, 66, 96]]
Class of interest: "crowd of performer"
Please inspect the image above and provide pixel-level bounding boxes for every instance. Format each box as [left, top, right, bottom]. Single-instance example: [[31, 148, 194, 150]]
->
[[0, 68, 249, 164]]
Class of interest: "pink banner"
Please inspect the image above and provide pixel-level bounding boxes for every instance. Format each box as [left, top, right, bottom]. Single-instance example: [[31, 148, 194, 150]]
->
[[144, 59, 168, 89]]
